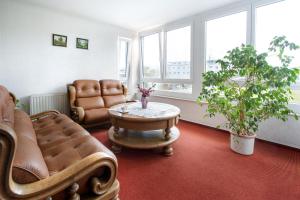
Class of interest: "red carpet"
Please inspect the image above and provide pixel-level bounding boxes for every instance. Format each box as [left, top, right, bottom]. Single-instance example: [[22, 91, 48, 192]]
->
[[91, 121, 300, 200]]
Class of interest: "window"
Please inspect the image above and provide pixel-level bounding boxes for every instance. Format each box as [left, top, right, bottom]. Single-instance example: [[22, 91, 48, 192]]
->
[[144, 82, 192, 94], [140, 25, 193, 95], [141, 33, 161, 79], [118, 38, 131, 86], [166, 26, 191, 79], [205, 11, 247, 72], [255, 0, 300, 103]]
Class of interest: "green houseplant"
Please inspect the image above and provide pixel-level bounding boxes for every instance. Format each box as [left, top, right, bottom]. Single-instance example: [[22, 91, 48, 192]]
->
[[198, 36, 299, 155]]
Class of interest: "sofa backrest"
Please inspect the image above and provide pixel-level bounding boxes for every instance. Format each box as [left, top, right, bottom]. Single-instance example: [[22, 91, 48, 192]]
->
[[71, 80, 127, 109], [0, 85, 50, 184], [0, 86, 15, 129], [100, 80, 126, 108], [74, 80, 101, 98], [73, 80, 105, 110]]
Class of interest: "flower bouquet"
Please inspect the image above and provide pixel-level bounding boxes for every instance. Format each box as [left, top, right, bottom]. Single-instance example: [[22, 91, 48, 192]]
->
[[137, 83, 156, 109]]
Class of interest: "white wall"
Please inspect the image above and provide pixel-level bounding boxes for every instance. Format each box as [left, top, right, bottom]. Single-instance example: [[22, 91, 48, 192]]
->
[[149, 96, 300, 149], [0, 0, 136, 103]]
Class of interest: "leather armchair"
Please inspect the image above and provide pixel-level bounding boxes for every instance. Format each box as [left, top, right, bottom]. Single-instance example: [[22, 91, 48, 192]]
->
[[68, 80, 128, 128]]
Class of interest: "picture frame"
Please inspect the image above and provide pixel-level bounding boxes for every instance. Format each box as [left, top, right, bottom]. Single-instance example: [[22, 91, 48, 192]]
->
[[76, 38, 89, 50], [52, 34, 67, 47]]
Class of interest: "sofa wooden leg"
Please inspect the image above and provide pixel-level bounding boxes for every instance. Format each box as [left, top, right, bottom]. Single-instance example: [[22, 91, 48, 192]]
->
[[68, 183, 80, 200], [111, 194, 119, 200]]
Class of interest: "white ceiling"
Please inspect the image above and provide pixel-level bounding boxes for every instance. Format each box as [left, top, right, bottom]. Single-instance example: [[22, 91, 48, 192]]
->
[[22, 0, 240, 31]]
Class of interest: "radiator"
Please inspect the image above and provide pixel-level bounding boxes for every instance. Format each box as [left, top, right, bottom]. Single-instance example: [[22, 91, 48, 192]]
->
[[30, 93, 69, 115]]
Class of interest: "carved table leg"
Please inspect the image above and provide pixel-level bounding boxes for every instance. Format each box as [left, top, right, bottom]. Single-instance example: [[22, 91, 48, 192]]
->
[[113, 126, 120, 139], [112, 143, 122, 153], [111, 194, 120, 200], [165, 127, 171, 141], [163, 145, 173, 156], [68, 183, 80, 200]]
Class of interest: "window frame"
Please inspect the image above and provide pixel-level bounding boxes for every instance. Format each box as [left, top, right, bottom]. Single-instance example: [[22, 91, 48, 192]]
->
[[203, 6, 251, 73], [118, 37, 132, 85], [139, 21, 194, 97], [163, 22, 194, 83], [139, 29, 163, 82], [252, 0, 300, 112], [137, 0, 300, 111]]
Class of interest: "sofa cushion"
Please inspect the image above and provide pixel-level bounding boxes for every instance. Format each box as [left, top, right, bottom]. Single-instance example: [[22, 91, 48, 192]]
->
[[33, 113, 113, 175], [103, 95, 126, 108], [100, 80, 124, 96], [13, 109, 49, 184], [74, 80, 101, 98], [84, 108, 109, 124], [76, 96, 105, 110]]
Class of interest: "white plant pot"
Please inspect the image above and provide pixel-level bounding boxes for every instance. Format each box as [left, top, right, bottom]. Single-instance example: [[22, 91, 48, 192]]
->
[[230, 132, 256, 155]]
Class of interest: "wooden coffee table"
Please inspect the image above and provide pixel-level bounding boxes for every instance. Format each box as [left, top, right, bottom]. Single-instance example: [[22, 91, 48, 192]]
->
[[107, 102, 180, 156]]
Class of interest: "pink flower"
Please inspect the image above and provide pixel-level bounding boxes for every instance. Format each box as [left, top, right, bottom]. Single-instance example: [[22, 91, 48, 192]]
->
[[137, 84, 156, 97]]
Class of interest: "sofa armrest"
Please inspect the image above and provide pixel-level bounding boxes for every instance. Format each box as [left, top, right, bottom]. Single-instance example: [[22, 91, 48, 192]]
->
[[30, 110, 60, 121], [0, 123, 118, 199]]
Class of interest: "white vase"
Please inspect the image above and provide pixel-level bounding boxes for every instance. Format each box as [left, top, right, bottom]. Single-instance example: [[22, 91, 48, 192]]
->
[[230, 132, 256, 155]]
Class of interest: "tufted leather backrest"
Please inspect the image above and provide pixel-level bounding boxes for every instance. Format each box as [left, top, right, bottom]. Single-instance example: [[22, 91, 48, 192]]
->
[[13, 110, 50, 183], [0, 85, 50, 184], [100, 80, 124, 96], [0, 85, 15, 128], [100, 80, 126, 107], [74, 80, 101, 98], [73, 80, 104, 110], [70, 80, 126, 110]]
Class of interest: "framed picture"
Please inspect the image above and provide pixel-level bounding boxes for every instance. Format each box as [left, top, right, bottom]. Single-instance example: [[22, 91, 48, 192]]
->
[[76, 38, 89, 50], [52, 34, 67, 47]]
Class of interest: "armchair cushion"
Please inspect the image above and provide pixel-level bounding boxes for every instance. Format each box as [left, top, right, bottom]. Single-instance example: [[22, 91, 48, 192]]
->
[[76, 96, 105, 110], [74, 80, 101, 98], [84, 108, 109, 124], [103, 95, 126, 108]]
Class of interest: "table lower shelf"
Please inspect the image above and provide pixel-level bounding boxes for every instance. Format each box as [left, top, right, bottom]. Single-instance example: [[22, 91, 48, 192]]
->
[[107, 126, 180, 156]]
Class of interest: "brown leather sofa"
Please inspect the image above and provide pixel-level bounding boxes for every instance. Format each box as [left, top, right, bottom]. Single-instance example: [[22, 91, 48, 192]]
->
[[68, 80, 127, 127], [0, 85, 119, 200]]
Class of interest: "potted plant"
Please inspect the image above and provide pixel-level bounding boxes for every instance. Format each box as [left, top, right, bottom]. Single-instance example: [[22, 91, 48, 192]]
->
[[197, 36, 299, 155]]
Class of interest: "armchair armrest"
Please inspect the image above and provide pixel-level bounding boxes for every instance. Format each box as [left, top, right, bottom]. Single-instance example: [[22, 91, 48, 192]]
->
[[68, 84, 85, 123], [70, 106, 85, 122]]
